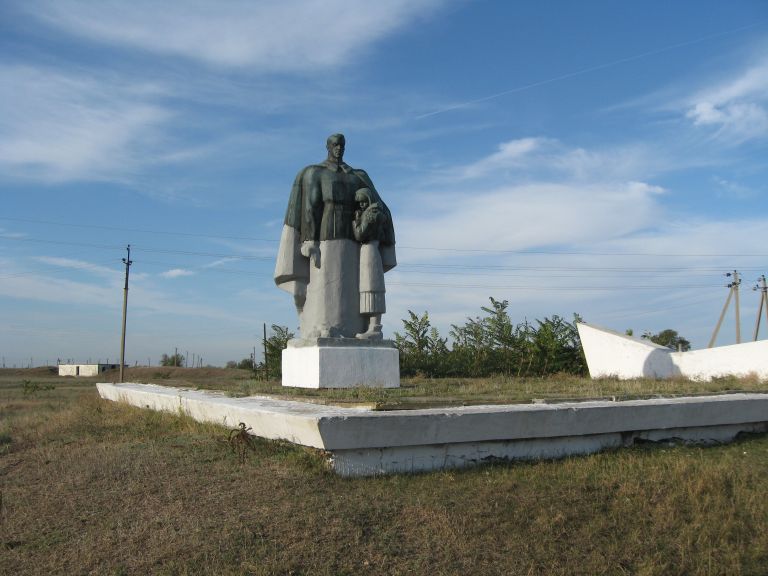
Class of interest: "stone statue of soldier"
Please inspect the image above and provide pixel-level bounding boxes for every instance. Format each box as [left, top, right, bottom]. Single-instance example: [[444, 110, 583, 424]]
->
[[274, 134, 396, 341]]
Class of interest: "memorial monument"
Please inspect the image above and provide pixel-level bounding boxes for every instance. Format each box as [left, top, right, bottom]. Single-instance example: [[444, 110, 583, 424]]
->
[[274, 134, 400, 388]]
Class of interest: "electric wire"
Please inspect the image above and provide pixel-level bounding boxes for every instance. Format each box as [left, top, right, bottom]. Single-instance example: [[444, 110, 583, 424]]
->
[[5, 253, 753, 286], [2, 228, 766, 293], [0, 216, 278, 243], [3, 219, 768, 257]]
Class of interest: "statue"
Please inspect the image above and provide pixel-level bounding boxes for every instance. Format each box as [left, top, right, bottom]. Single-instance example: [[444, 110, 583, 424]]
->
[[353, 188, 388, 339], [274, 134, 396, 340]]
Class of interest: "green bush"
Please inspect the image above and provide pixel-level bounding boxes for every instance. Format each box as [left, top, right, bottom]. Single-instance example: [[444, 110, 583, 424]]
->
[[394, 298, 587, 378]]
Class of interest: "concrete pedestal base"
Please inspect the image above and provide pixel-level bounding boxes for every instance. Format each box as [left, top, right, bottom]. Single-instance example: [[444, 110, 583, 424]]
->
[[282, 338, 400, 389]]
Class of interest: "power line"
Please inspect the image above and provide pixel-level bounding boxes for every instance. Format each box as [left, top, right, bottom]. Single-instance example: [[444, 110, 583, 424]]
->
[[3, 236, 765, 289], [66, 257, 763, 281], [397, 270, 741, 280], [398, 263, 767, 273], [0, 235, 274, 260], [398, 246, 768, 257], [4, 232, 768, 260], [2, 259, 733, 292], [141, 267, 723, 281], [0, 236, 125, 251], [41, 254, 766, 277], [598, 294, 720, 322], [389, 281, 720, 291], [0, 216, 279, 243]]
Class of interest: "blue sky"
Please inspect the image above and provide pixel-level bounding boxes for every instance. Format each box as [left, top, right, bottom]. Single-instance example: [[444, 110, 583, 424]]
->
[[1, 0, 767, 367]]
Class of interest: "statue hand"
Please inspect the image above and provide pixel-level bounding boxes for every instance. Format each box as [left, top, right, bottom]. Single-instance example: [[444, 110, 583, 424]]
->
[[293, 281, 307, 313], [362, 206, 379, 226], [300, 241, 321, 268]]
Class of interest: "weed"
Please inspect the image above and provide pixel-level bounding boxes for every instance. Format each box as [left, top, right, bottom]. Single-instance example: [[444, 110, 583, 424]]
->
[[227, 422, 255, 464], [22, 380, 55, 396], [0, 433, 10, 457]]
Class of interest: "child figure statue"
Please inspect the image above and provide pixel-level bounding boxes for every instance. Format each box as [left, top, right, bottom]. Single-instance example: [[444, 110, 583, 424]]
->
[[353, 188, 388, 340]]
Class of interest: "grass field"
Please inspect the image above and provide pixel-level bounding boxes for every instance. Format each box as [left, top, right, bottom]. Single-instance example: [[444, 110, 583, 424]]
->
[[2, 368, 768, 575]]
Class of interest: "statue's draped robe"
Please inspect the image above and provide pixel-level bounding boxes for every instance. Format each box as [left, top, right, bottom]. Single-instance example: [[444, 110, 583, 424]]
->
[[274, 161, 396, 339]]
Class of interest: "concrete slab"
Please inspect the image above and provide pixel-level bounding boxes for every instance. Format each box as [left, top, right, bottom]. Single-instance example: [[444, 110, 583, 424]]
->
[[98, 383, 768, 476], [282, 339, 399, 388]]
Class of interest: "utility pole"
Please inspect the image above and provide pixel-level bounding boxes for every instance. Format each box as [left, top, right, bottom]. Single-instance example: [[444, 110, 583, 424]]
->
[[753, 275, 768, 341], [263, 322, 268, 380], [709, 270, 741, 348], [734, 271, 741, 344], [119, 245, 132, 383]]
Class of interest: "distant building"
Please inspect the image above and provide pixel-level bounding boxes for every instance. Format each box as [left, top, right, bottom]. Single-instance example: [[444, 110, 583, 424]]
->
[[58, 363, 120, 377]]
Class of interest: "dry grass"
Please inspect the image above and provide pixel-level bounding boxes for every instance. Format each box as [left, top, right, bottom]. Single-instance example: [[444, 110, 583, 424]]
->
[[1, 369, 767, 575]]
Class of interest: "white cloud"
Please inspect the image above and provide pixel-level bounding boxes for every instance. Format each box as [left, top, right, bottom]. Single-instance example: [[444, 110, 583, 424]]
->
[[694, 59, 768, 106], [161, 268, 195, 279], [442, 137, 666, 184], [0, 257, 242, 321], [402, 137, 669, 256], [35, 256, 120, 278], [552, 145, 662, 182], [458, 138, 549, 179], [389, 136, 698, 341], [0, 273, 118, 308], [203, 258, 236, 269], [28, 0, 446, 71], [0, 65, 171, 182], [684, 58, 768, 144], [398, 180, 665, 256], [713, 177, 757, 200], [687, 101, 768, 142], [0, 228, 27, 239]]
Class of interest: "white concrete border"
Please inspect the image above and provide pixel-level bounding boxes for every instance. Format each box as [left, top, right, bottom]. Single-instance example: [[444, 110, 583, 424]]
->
[[98, 383, 768, 476]]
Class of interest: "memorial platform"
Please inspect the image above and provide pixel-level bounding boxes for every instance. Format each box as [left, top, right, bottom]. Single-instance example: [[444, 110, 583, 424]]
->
[[97, 383, 768, 477]]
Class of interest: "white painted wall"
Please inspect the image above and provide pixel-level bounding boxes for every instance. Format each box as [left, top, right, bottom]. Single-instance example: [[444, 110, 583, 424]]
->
[[58, 364, 118, 377], [577, 323, 768, 380]]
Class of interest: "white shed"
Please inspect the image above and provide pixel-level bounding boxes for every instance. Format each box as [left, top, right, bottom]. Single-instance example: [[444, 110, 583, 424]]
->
[[58, 363, 120, 377]]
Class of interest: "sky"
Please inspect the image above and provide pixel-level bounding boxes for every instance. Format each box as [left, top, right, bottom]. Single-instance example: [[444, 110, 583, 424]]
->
[[1, 0, 767, 368]]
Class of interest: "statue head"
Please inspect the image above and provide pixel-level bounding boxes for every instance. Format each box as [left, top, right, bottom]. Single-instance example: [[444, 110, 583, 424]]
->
[[355, 187, 372, 211], [326, 133, 345, 164]]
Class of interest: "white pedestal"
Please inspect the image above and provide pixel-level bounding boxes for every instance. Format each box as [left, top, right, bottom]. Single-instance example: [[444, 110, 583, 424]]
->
[[281, 339, 400, 389]]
